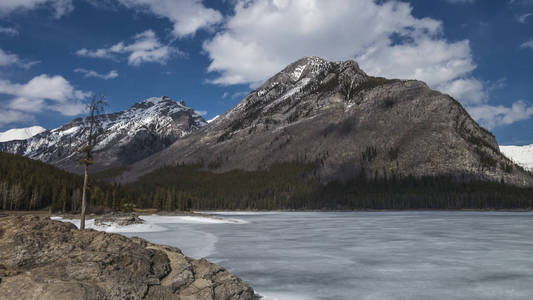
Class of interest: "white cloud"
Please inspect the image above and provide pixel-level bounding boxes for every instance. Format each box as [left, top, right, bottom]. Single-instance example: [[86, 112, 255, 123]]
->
[[521, 39, 533, 50], [468, 101, 533, 129], [76, 30, 183, 66], [203, 0, 532, 129], [117, 0, 222, 37], [74, 68, 119, 80], [0, 109, 35, 127], [0, 0, 73, 18], [0, 74, 88, 118], [435, 78, 487, 105], [0, 48, 39, 69], [204, 0, 486, 103], [204, 0, 442, 86], [517, 13, 532, 23], [194, 110, 207, 116], [0, 27, 18, 36]]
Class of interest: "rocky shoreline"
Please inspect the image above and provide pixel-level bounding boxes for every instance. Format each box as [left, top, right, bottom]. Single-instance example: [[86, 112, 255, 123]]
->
[[0, 216, 258, 300]]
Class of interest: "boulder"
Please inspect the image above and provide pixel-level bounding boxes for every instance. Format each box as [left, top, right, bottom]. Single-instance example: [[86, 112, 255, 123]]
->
[[0, 216, 258, 300]]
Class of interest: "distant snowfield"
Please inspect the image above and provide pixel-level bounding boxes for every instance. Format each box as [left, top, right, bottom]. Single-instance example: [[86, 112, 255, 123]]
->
[[500, 145, 533, 171], [51, 214, 247, 233], [0, 126, 46, 142]]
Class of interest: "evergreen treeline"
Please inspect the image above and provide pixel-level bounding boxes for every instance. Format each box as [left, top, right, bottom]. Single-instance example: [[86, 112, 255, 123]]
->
[[1, 153, 532, 211], [0, 152, 120, 211], [0, 152, 84, 210], [122, 163, 533, 210]]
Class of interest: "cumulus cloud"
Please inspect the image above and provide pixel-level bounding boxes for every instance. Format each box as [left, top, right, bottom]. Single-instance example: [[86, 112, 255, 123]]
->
[[0, 48, 39, 69], [521, 39, 533, 50], [468, 101, 533, 129], [203, 0, 485, 103], [0, 27, 18, 36], [117, 0, 222, 37], [74, 68, 119, 80], [202, 0, 532, 128], [0, 74, 88, 121], [76, 30, 183, 66], [0, 0, 73, 18], [204, 0, 442, 86], [0, 109, 35, 127]]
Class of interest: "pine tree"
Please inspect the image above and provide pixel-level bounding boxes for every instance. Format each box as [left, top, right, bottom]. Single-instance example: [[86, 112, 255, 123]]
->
[[79, 94, 106, 230]]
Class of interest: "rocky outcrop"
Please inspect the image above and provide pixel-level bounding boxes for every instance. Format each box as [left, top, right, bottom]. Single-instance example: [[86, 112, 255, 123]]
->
[[0, 96, 206, 174], [119, 57, 533, 186], [94, 213, 144, 227], [0, 216, 258, 300]]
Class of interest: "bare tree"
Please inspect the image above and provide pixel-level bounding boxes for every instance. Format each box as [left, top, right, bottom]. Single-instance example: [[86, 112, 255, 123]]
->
[[79, 94, 106, 230]]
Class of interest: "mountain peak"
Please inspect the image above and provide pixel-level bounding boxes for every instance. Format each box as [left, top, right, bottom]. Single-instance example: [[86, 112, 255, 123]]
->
[[0, 126, 46, 143], [120, 57, 533, 187], [0, 96, 206, 173]]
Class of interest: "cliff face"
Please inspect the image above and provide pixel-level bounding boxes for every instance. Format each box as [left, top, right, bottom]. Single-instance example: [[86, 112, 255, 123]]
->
[[0, 216, 257, 300], [120, 57, 532, 186], [0, 97, 206, 173]]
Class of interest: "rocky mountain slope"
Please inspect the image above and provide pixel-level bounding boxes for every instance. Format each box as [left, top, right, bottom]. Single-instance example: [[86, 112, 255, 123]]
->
[[500, 144, 533, 171], [120, 57, 533, 186], [0, 126, 46, 142], [0, 97, 206, 173], [0, 216, 257, 300]]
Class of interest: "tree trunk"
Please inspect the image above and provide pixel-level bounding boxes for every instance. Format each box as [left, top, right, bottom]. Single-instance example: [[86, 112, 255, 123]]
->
[[80, 164, 89, 230]]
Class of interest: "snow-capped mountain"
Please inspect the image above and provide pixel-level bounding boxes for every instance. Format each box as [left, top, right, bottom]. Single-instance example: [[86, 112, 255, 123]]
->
[[120, 57, 533, 186], [500, 145, 533, 172], [0, 126, 46, 142], [0, 96, 206, 173]]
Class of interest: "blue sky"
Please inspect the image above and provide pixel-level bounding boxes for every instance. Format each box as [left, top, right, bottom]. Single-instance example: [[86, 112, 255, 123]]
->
[[0, 0, 532, 145]]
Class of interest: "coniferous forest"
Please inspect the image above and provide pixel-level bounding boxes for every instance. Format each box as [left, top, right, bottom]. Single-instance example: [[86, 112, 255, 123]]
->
[[1, 152, 532, 212]]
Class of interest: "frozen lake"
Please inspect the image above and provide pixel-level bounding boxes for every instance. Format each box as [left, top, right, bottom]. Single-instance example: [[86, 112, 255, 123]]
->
[[59, 212, 533, 299]]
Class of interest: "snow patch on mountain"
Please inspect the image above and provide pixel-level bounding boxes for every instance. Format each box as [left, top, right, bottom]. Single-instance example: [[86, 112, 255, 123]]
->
[[0, 96, 206, 171], [207, 115, 220, 123], [0, 126, 46, 142], [500, 145, 533, 171]]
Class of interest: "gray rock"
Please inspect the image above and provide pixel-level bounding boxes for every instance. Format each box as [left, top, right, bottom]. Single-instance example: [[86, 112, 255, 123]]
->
[[0, 216, 258, 300], [94, 213, 144, 227]]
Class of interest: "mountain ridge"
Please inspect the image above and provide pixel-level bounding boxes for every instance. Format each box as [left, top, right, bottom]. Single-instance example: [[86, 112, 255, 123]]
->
[[118, 57, 533, 186], [0, 126, 46, 142], [0, 96, 206, 173]]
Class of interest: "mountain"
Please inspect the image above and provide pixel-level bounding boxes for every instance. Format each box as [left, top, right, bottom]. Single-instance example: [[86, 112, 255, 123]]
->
[[0, 96, 206, 173], [119, 57, 533, 186], [500, 144, 533, 172], [0, 126, 46, 142]]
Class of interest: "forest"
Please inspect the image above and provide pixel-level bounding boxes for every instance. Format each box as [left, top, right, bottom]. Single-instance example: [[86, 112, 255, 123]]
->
[[1, 152, 532, 211]]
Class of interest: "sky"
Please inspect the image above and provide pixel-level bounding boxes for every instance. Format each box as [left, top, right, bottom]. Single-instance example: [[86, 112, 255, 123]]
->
[[0, 0, 532, 145]]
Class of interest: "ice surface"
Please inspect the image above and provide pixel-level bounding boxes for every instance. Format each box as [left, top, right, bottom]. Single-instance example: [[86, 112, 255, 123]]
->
[[116, 211, 533, 300], [53, 212, 533, 299]]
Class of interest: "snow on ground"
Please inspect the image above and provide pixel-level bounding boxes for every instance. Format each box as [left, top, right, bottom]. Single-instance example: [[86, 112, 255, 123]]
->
[[51, 214, 247, 233], [500, 144, 533, 171]]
